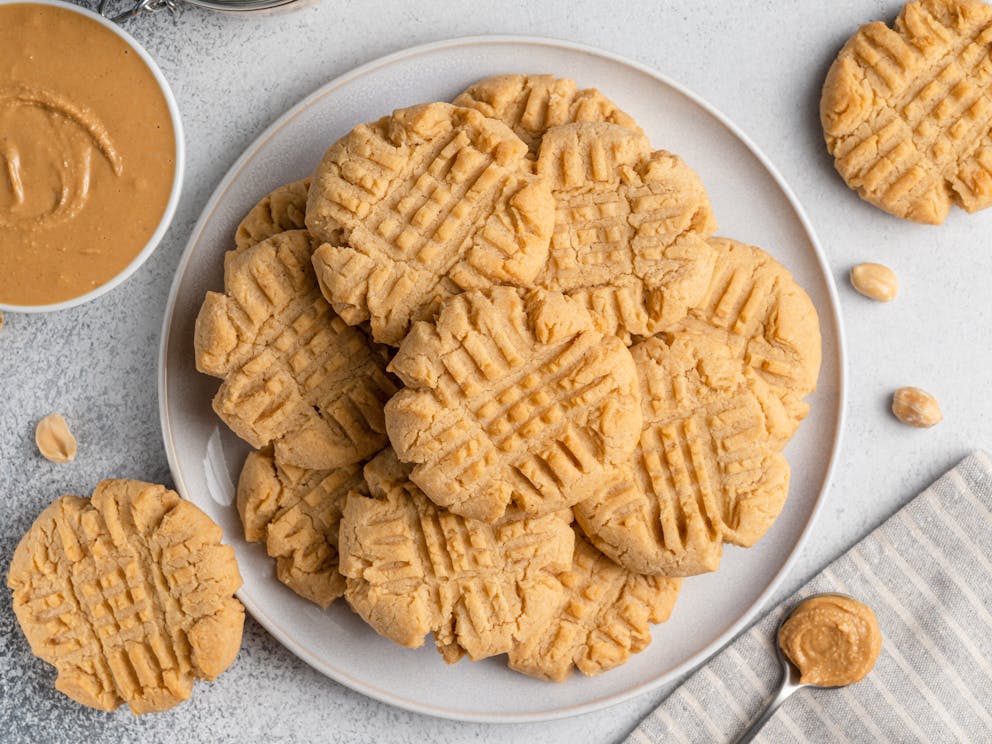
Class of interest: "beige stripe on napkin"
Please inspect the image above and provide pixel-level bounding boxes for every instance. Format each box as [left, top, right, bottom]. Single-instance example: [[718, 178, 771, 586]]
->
[[626, 451, 992, 744]]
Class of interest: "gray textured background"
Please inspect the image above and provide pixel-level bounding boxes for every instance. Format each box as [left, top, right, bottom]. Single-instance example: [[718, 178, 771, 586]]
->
[[3, 1, 991, 742]]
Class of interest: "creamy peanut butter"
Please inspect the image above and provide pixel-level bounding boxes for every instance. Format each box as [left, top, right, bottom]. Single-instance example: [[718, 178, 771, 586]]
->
[[0, 3, 175, 306], [778, 594, 882, 687]]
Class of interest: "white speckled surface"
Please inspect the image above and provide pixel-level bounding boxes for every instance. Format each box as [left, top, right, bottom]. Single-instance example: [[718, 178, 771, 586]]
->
[[2, 1, 990, 741]]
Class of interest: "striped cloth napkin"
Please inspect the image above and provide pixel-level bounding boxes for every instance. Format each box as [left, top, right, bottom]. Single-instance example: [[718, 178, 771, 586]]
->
[[625, 451, 992, 744]]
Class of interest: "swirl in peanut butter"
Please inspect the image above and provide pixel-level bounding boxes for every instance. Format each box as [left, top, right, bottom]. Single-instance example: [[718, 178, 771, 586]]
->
[[0, 3, 175, 306], [1, 86, 123, 229], [778, 594, 882, 687]]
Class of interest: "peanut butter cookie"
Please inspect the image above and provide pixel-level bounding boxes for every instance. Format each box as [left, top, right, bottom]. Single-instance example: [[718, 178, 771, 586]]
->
[[509, 531, 680, 682], [821, 0, 992, 223], [385, 286, 643, 522], [535, 122, 717, 342], [234, 178, 311, 251], [338, 448, 574, 662], [7, 480, 244, 714], [453, 73, 641, 154], [194, 229, 398, 469], [673, 237, 821, 435], [574, 332, 791, 576], [237, 448, 366, 608], [307, 102, 555, 345]]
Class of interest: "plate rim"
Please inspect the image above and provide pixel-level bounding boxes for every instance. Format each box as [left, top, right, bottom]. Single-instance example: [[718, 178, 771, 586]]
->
[[157, 33, 847, 723]]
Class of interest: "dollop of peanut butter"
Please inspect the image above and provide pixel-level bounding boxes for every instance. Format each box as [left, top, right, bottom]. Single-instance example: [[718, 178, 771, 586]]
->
[[778, 594, 881, 687], [35, 413, 77, 464]]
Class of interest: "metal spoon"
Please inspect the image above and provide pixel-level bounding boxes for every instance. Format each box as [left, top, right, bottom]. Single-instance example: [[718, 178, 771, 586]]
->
[[733, 593, 855, 744]]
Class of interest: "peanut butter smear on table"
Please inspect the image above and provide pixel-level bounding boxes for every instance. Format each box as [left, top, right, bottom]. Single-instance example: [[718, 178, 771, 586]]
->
[[0, 3, 175, 306], [778, 594, 882, 687]]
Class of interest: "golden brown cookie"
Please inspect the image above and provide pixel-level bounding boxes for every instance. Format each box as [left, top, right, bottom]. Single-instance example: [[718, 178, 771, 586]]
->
[[574, 332, 791, 576], [234, 178, 311, 251], [385, 286, 643, 522], [307, 102, 555, 345], [237, 448, 366, 608], [821, 0, 992, 223], [673, 237, 821, 434], [534, 122, 717, 342], [194, 229, 398, 469], [453, 73, 642, 154], [338, 448, 574, 662], [509, 531, 680, 682], [7, 480, 244, 715]]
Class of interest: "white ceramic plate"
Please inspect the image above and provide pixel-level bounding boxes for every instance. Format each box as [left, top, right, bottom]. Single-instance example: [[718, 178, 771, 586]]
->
[[158, 35, 845, 723]]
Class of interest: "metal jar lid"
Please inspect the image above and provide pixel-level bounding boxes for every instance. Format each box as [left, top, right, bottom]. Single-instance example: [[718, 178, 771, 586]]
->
[[99, 0, 299, 22]]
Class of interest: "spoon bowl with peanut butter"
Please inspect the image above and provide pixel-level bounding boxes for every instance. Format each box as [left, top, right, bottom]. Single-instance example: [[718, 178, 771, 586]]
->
[[734, 593, 882, 744]]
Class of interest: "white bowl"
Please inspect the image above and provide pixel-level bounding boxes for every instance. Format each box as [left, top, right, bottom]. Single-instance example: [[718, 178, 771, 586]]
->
[[0, 0, 184, 314]]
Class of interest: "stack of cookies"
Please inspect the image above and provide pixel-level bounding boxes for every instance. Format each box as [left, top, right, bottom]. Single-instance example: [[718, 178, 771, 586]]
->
[[194, 74, 822, 682]]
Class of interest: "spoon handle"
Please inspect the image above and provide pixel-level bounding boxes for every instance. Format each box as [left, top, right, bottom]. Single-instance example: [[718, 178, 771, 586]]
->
[[732, 664, 800, 744]]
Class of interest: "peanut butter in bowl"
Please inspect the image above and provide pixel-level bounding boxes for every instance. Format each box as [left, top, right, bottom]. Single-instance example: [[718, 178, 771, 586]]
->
[[0, 0, 183, 311]]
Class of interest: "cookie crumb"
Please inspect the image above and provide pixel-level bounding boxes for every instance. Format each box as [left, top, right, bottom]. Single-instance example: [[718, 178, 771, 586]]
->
[[35, 413, 77, 463]]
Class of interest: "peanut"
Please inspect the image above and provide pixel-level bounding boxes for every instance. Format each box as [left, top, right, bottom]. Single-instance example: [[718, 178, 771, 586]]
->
[[850, 263, 897, 301], [892, 387, 942, 428], [35, 413, 77, 463]]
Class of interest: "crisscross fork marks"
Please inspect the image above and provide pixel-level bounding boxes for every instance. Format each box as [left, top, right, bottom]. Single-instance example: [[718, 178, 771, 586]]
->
[[351, 130, 500, 266], [655, 397, 773, 544], [53, 494, 190, 713], [213, 297, 396, 467], [195, 230, 316, 378], [535, 122, 716, 339], [574, 333, 790, 577], [471, 353, 625, 515], [508, 533, 681, 682], [385, 287, 642, 522], [433, 329, 614, 500], [548, 190, 632, 287], [195, 230, 398, 470], [823, 0, 992, 222], [308, 102, 554, 345], [675, 238, 821, 434], [844, 20, 992, 207], [703, 262, 774, 340], [7, 481, 243, 714], [237, 450, 365, 607], [337, 449, 573, 661]]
